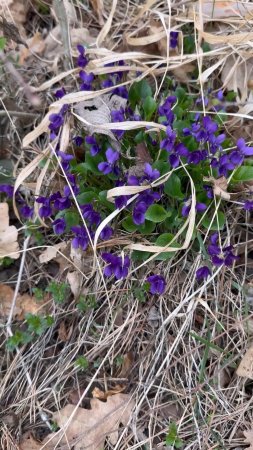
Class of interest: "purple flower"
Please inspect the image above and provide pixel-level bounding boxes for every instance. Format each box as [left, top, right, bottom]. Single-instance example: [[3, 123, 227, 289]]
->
[[112, 86, 128, 98], [53, 218, 66, 235], [168, 143, 189, 168], [207, 234, 238, 267], [0, 184, 14, 197], [79, 70, 94, 90], [73, 136, 84, 146], [98, 148, 119, 175], [196, 266, 211, 281], [102, 252, 130, 279], [101, 78, 114, 88], [80, 204, 101, 225], [71, 225, 89, 250], [111, 108, 125, 138], [58, 151, 74, 171], [204, 185, 214, 199], [170, 31, 179, 49], [54, 88, 66, 99], [182, 199, 207, 216], [133, 201, 147, 225], [147, 274, 166, 295], [85, 135, 101, 156], [244, 200, 253, 211], [99, 225, 113, 240], [36, 196, 52, 218], [144, 163, 160, 182], [20, 205, 33, 219], [115, 195, 129, 209], [53, 194, 71, 211], [49, 113, 64, 131], [77, 44, 88, 68], [160, 126, 176, 152], [216, 90, 224, 101]]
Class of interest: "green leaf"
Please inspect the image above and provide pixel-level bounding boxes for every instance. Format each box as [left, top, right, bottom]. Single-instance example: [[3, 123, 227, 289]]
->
[[137, 220, 156, 234], [153, 161, 170, 175], [166, 422, 183, 448], [98, 191, 115, 212], [129, 79, 152, 108], [77, 191, 98, 204], [132, 250, 151, 261], [143, 96, 157, 120], [154, 233, 180, 260], [0, 37, 7, 51], [232, 165, 253, 182], [145, 205, 168, 223], [164, 173, 184, 199], [122, 216, 138, 232], [202, 210, 225, 231]]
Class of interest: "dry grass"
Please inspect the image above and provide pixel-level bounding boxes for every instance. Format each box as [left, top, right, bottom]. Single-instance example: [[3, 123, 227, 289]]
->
[[1, 0, 253, 449]]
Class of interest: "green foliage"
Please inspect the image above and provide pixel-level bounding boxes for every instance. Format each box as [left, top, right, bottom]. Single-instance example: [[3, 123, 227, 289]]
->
[[143, 96, 157, 120], [77, 294, 96, 313], [154, 233, 180, 261], [0, 37, 7, 51], [46, 281, 69, 303], [133, 283, 149, 302], [145, 204, 168, 223], [232, 165, 253, 182], [166, 422, 183, 448], [202, 211, 225, 231], [75, 356, 89, 371], [25, 313, 54, 336], [32, 287, 44, 301], [7, 314, 54, 350], [0, 257, 14, 268], [164, 173, 184, 199], [129, 79, 152, 108]]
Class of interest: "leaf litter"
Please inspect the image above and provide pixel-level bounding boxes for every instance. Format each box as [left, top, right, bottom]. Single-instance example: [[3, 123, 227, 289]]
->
[[20, 394, 134, 450]]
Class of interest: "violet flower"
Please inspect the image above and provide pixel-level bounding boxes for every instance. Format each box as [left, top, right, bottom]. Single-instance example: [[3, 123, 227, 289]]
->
[[196, 266, 211, 281], [53, 218, 66, 235], [160, 126, 176, 152], [182, 199, 207, 216], [147, 274, 166, 295], [73, 136, 84, 146], [80, 204, 101, 226], [99, 225, 113, 240], [36, 196, 52, 218], [54, 88, 66, 99], [170, 31, 179, 49], [79, 70, 94, 90], [144, 163, 160, 182], [102, 252, 130, 280], [85, 136, 101, 156], [0, 184, 14, 197], [244, 200, 253, 211], [20, 205, 33, 219], [77, 44, 88, 68], [71, 225, 89, 250], [207, 233, 238, 267], [98, 148, 119, 175]]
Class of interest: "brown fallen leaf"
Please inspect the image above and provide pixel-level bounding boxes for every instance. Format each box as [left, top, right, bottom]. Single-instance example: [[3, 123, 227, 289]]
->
[[0, 203, 19, 259], [0, 284, 47, 320], [39, 242, 68, 264], [236, 345, 253, 379], [244, 428, 253, 450], [92, 385, 126, 400], [118, 352, 134, 378], [19, 32, 45, 65], [204, 176, 230, 200], [58, 320, 73, 342], [90, 0, 105, 25], [0, 0, 29, 28], [20, 394, 134, 450], [192, 0, 253, 20]]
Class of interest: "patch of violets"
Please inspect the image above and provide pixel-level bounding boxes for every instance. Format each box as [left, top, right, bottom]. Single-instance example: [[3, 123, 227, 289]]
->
[[4, 43, 253, 295]]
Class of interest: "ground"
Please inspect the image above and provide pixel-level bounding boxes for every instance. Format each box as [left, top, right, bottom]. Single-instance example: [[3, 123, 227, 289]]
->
[[1, 1, 253, 449]]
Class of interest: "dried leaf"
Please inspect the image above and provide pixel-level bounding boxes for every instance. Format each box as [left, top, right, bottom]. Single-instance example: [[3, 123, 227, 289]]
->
[[0, 284, 46, 320], [58, 321, 71, 342], [0, 0, 29, 28], [0, 203, 19, 259], [20, 394, 134, 450], [19, 434, 42, 450], [39, 243, 68, 264], [90, 0, 105, 25], [204, 176, 230, 200], [194, 0, 253, 20], [221, 55, 253, 101], [236, 345, 253, 379], [244, 428, 253, 450], [92, 386, 126, 400], [67, 271, 82, 297], [19, 32, 45, 65], [118, 352, 134, 378]]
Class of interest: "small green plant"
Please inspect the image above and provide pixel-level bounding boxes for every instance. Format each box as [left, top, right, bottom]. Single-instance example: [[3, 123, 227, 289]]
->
[[46, 281, 69, 303], [6, 330, 32, 351], [77, 294, 97, 312], [0, 257, 14, 268], [32, 287, 44, 301], [166, 422, 183, 449], [75, 356, 89, 371], [25, 313, 54, 336]]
